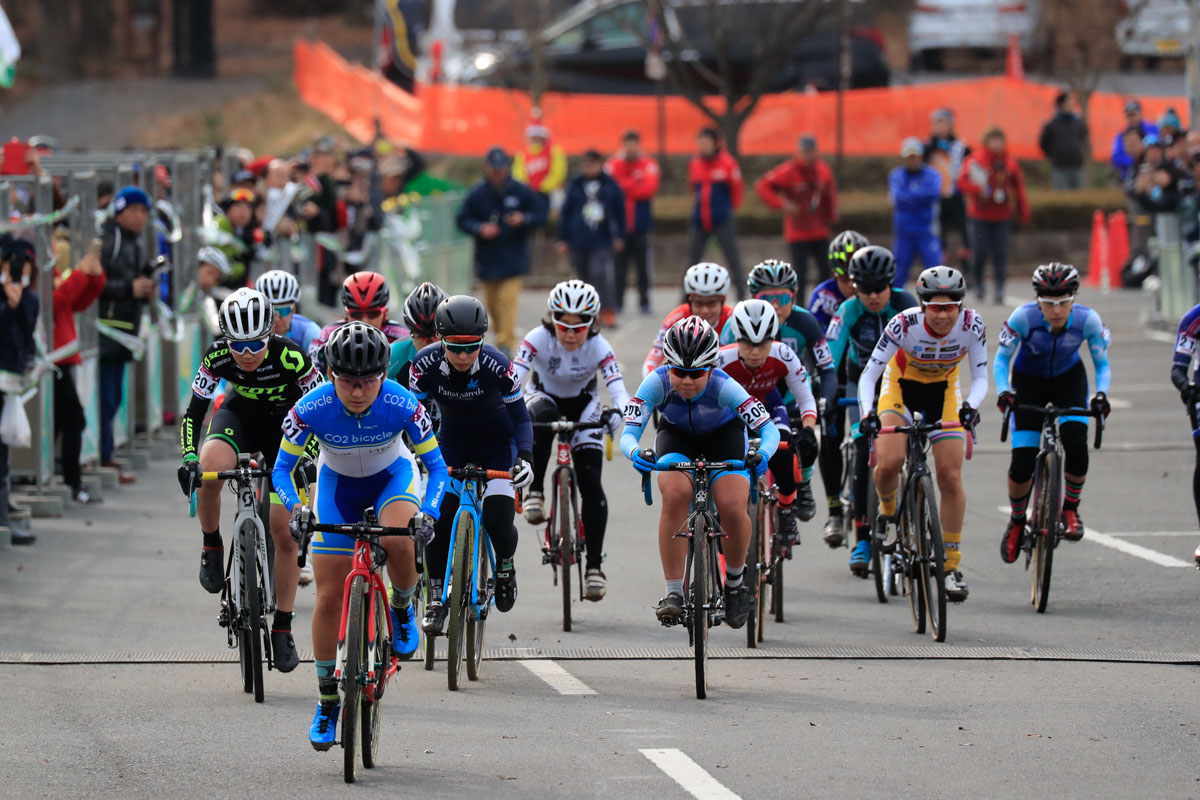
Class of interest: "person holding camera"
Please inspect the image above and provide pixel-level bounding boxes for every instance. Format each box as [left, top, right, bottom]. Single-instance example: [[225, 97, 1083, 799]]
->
[[0, 236, 40, 544]]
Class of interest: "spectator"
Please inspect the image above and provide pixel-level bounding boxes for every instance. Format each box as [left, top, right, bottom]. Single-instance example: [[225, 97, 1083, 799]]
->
[[300, 138, 344, 305], [213, 188, 260, 290], [557, 149, 626, 328], [755, 133, 837, 300], [343, 148, 381, 269], [958, 127, 1031, 304], [177, 246, 232, 336], [513, 116, 567, 215], [924, 107, 972, 275], [1160, 108, 1182, 141], [98, 186, 157, 484], [688, 127, 746, 299], [888, 137, 943, 287], [52, 244, 105, 505], [1112, 99, 1159, 182], [605, 130, 660, 315], [1125, 134, 1176, 275], [0, 237, 39, 545], [456, 147, 546, 358], [1039, 91, 1089, 190]]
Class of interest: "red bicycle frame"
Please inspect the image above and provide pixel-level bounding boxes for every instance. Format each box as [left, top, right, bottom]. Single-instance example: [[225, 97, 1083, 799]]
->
[[542, 438, 587, 563], [334, 538, 399, 698]]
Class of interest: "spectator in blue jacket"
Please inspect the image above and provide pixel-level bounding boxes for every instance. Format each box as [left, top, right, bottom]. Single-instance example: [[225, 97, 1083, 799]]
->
[[556, 150, 626, 326], [1112, 99, 1159, 181], [456, 147, 546, 357], [888, 137, 943, 287]]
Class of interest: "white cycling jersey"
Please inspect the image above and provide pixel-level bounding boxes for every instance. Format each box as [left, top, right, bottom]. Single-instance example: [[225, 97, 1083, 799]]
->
[[513, 325, 631, 408]]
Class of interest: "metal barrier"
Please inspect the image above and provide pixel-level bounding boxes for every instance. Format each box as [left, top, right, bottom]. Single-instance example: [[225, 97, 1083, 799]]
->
[[1155, 211, 1197, 327], [376, 191, 473, 299]]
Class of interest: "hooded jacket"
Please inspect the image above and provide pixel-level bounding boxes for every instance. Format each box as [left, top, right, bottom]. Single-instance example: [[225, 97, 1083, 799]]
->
[[755, 156, 837, 242], [97, 217, 150, 362], [957, 147, 1032, 225]]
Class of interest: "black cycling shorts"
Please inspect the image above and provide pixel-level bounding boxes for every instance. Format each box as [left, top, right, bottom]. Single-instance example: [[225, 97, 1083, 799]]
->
[[1011, 360, 1089, 434], [205, 401, 285, 498]]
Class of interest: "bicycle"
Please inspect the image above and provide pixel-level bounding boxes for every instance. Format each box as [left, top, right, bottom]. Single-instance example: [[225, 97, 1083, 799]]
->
[[432, 465, 510, 691], [868, 413, 974, 643], [188, 454, 276, 703], [641, 453, 757, 699], [295, 508, 415, 784], [532, 411, 617, 633], [1001, 403, 1104, 613]]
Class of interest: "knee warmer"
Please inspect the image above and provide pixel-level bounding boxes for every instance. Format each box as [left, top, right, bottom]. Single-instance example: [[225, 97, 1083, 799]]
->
[[482, 495, 518, 561], [1008, 447, 1038, 484], [1060, 422, 1089, 476]]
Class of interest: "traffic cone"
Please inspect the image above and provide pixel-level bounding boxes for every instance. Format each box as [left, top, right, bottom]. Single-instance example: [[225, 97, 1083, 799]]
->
[[1005, 33, 1025, 81], [1087, 209, 1109, 288], [1107, 209, 1130, 288]]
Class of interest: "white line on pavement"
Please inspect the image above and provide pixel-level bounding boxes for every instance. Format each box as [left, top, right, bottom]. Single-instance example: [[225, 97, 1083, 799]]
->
[[993, 506, 1193, 568], [518, 660, 597, 695], [639, 749, 742, 800], [1103, 531, 1196, 537]]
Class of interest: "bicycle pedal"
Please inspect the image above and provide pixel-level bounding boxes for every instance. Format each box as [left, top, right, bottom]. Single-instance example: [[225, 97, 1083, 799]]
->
[[541, 552, 555, 565]]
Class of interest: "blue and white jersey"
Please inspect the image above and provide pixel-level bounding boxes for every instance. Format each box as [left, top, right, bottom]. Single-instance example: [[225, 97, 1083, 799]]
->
[[272, 380, 448, 516], [808, 277, 850, 333], [284, 312, 322, 354], [1173, 304, 1200, 386], [619, 367, 780, 461], [994, 302, 1111, 393]]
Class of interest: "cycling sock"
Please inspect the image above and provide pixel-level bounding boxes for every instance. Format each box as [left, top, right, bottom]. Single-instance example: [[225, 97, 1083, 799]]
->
[[316, 659, 338, 705], [272, 610, 293, 633], [391, 584, 415, 611], [801, 465, 813, 482], [878, 488, 897, 517], [202, 529, 222, 549], [777, 490, 795, 508], [1009, 492, 1030, 520], [1063, 477, 1085, 511], [943, 530, 962, 571], [725, 565, 744, 588], [855, 522, 871, 543], [827, 496, 842, 511], [665, 579, 684, 597]]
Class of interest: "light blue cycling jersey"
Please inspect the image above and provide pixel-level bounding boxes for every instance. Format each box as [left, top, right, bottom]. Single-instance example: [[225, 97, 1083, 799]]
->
[[619, 366, 781, 462], [272, 380, 449, 517], [283, 313, 321, 354], [994, 302, 1111, 394], [388, 338, 418, 381]]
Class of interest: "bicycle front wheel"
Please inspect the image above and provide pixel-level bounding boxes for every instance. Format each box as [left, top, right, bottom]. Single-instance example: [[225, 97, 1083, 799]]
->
[[1032, 450, 1061, 613], [558, 473, 573, 632], [692, 521, 710, 700], [466, 536, 489, 682], [446, 511, 473, 691], [916, 475, 947, 642], [342, 576, 365, 783], [747, 491, 764, 648], [901, 486, 926, 635], [361, 588, 386, 770], [241, 520, 265, 703], [769, 503, 785, 623]]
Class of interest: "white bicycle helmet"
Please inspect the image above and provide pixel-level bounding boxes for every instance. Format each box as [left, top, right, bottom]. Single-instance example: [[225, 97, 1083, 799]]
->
[[547, 279, 600, 317], [197, 246, 231, 276], [661, 315, 721, 369], [684, 262, 730, 297], [219, 287, 274, 342], [255, 269, 301, 305], [727, 299, 779, 344]]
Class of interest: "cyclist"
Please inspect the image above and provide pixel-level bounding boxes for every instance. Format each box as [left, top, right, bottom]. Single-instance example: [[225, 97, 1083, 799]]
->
[[1171, 302, 1200, 564], [389, 281, 446, 384], [858, 266, 987, 602], [309, 271, 408, 374], [274, 322, 447, 751], [995, 263, 1110, 561], [642, 262, 734, 376], [255, 269, 321, 353], [513, 280, 629, 600], [716, 299, 820, 544], [175, 288, 324, 673], [621, 315, 781, 629], [809, 230, 868, 330], [824, 246, 918, 570], [410, 295, 534, 632], [720, 258, 837, 522]]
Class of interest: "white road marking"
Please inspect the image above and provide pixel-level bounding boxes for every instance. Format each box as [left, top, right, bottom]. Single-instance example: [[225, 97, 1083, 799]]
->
[[640, 749, 742, 800], [993, 506, 1193, 568], [518, 660, 597, 695], [1102, 531, 1197, 537]]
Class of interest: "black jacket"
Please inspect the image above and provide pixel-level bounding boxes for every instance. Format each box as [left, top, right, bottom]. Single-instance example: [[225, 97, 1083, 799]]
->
[[1039, 111, 1088, 169], [455, 177, 546, 281], [0, 285, 38, 375], [98, 217, 149, 361]]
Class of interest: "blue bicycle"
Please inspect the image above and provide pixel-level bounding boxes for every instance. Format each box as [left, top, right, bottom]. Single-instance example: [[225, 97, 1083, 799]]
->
[[439, 464, 508, 691]]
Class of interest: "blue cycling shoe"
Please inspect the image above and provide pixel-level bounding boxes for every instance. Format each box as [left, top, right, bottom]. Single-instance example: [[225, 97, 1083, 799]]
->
[[390, 602, 420, 660], [309, 702, 339, 751], [849, 539, 871, 578]]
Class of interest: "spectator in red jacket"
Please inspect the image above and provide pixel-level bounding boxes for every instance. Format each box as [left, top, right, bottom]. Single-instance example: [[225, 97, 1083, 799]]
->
[[53, 247, 106, 504], [755, 133, 838, 299], [957, 127, 1031, 304], [688, 127, 746, 299], [605, 130, 661, 314]]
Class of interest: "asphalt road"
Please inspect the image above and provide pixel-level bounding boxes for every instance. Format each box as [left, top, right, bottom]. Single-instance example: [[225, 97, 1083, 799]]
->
[[3, 285, 1199, 799]]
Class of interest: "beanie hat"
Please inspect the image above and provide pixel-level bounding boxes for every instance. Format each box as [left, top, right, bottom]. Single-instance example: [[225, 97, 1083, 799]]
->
[[113, 186, 150, 214], [1160, 108, 1182, 131]]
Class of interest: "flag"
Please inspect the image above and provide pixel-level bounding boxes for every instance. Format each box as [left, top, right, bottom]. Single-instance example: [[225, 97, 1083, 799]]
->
[[0, 4, 20, 88]]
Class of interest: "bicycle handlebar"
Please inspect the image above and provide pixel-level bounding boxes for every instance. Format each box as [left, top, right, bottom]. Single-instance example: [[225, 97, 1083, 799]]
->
[[531, 419, 609, 432], [639, 457, 758, 507], [185, 461, 271, 518], [867, 421, 973, 467], [999, 404, 1105, 450], [448, 466, 511, 481]]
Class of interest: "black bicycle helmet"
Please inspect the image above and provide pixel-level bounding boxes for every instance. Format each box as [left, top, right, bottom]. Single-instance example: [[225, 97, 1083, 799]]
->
[[848, 245, 896, 287], [915, 266, 967, 302], [828, 230, 870, 276], [403, 281, 448, 337], [434, 295, 489, 338], [1031, 262, 1080, 297], [746, 259, 798, 293], [325, 321, 390, 378], [661, 315, 721, 369]]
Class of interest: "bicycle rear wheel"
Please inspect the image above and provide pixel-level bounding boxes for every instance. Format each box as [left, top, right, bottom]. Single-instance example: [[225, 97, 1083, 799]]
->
[[342, 576, 365, 783], [916, 476, 947, 642], [747, 491, 764, 648], [692, 521, 710, 700], [558, 473, 573, 632], [241, 520, 265, 703], [1031, 451, 1060, 614], [422, 573, 436, 671], [466, 536, 489, 681], [446, 512, 472, 691], [769, 503, 785, 623], [361, 588, 387, 769]]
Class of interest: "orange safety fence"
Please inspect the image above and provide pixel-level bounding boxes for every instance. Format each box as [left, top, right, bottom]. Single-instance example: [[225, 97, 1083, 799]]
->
[[294, 40, 1187, 162]]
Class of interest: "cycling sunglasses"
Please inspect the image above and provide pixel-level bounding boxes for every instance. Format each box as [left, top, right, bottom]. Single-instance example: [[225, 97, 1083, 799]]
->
[[273, 304, 294, 318], [1036, 294, 1075, 307], [443, 337, 483, 354], [669, 366, 711, 379], [229, 337, 269, 355], [347, 307, 385, 320], [924, 301, 963, 313], [555, 319, 592, 332], [755, 291, 793, 305], [855, 283, 890, 296], [331, 371, 383, 391]]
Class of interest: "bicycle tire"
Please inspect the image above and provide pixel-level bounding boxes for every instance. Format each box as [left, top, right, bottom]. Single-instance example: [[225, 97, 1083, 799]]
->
[[692, 518, 710, 700], [361, 589, 386, 770], [241, 520, 265, 703], [1032, 450, 1060, 613], [746, 492, 763, 648], [871, 536, 887, 603], [466, 533, 489, 682], [558, 473, 573, 632], [770, 502, 785, 624], [232, 554, 252, 694], [917, 475, 947, 642], [902, 482, 926, 635], [446, 511, 472, 691], [342, 575, 365, 784], [421, 573, 435, 671]]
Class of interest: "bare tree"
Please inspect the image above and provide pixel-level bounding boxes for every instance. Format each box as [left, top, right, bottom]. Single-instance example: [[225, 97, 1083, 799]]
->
[[472, 0, 558, 107]]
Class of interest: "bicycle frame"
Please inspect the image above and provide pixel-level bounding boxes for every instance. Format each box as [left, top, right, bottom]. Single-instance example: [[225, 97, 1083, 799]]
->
[[333, 529, 398, 694], [442, 475, 497, 620]]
